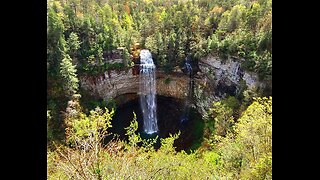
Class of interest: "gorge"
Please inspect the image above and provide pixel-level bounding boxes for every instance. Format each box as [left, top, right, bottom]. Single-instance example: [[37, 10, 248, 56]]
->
[[79, 52, 265, 150], [47, 1, 272, 178]]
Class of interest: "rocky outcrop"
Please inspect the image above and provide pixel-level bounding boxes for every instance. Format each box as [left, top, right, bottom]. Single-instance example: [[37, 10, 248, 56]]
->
[[80, 69, 139, 101], [156, 72, 189, 99], [79, 69, 189, 105], [193, 55, 265, 116], [196, 55, 264, 98], [242, 71, 261, 90]]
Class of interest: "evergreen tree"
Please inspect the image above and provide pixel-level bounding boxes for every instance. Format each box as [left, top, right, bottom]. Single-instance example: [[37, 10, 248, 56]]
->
[[60, 54, 79, 97]]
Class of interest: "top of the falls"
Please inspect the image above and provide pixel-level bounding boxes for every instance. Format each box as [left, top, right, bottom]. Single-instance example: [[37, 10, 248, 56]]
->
[[140, 49, 155, 66]]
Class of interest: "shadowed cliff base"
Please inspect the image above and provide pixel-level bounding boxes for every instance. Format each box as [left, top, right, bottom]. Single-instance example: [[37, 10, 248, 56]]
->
[[107, 95, 204, 152]]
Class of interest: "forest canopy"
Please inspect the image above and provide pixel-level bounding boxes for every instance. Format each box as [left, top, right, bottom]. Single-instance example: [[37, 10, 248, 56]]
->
[[47, 0, 271, 78]]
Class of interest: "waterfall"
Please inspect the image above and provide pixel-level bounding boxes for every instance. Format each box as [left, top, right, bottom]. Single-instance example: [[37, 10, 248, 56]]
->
[[181, 55, 193, 124], [139, 49, 158, 134], [186, 58, 192, 77]]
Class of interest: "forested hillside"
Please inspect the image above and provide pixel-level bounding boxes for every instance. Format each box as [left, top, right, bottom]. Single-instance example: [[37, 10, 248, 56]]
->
[[47, 0, 272, 179]]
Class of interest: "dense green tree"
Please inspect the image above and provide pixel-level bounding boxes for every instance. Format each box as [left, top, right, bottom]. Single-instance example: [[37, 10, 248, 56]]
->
[[217, 97, 272, 179], [209, 101, 234, 137], [205, 6, 224, 36], [66, 32, 81, 59], [245, 2, 262, 32], [51, 95, 115, 179], [47, 4, 66, 76], [60, 54, 79, 97], [218, 4, 247, 33]]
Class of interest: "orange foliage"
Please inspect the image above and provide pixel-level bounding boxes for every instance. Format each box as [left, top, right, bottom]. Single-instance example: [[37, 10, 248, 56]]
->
[[124, 2, 130, 15]]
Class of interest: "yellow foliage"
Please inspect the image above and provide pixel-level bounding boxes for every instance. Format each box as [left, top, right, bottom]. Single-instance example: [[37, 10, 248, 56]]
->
[[211, 6, 224, 14]]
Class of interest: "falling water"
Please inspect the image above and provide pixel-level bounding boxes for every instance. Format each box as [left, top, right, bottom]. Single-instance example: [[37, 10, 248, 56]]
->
[[181, 55, 193, 124], [186, 59, 192, 76], [139, 49, 158, 134]]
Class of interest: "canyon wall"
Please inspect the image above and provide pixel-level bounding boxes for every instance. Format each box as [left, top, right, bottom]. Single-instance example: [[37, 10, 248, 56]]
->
[[79, 55, 265, 109]]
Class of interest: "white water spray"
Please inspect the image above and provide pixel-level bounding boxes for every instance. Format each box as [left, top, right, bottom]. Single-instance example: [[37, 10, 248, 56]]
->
[[139, 49, 158, 134]]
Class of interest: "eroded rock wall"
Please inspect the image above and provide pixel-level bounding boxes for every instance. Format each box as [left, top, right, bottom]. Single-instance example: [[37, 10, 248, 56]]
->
[[193, 55, 266, 117], [79, 69, 189, 104], [79, 55, 266, 115], [196, 55, 264, 98]]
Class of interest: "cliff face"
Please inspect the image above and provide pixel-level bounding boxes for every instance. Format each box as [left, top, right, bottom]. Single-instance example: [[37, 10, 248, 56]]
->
[[79, 55, 266, 108], [193, 55, 265, 116], [196, 55, 263, 97], [80, 70, 139, 101], [79, 69, 189, 104]]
